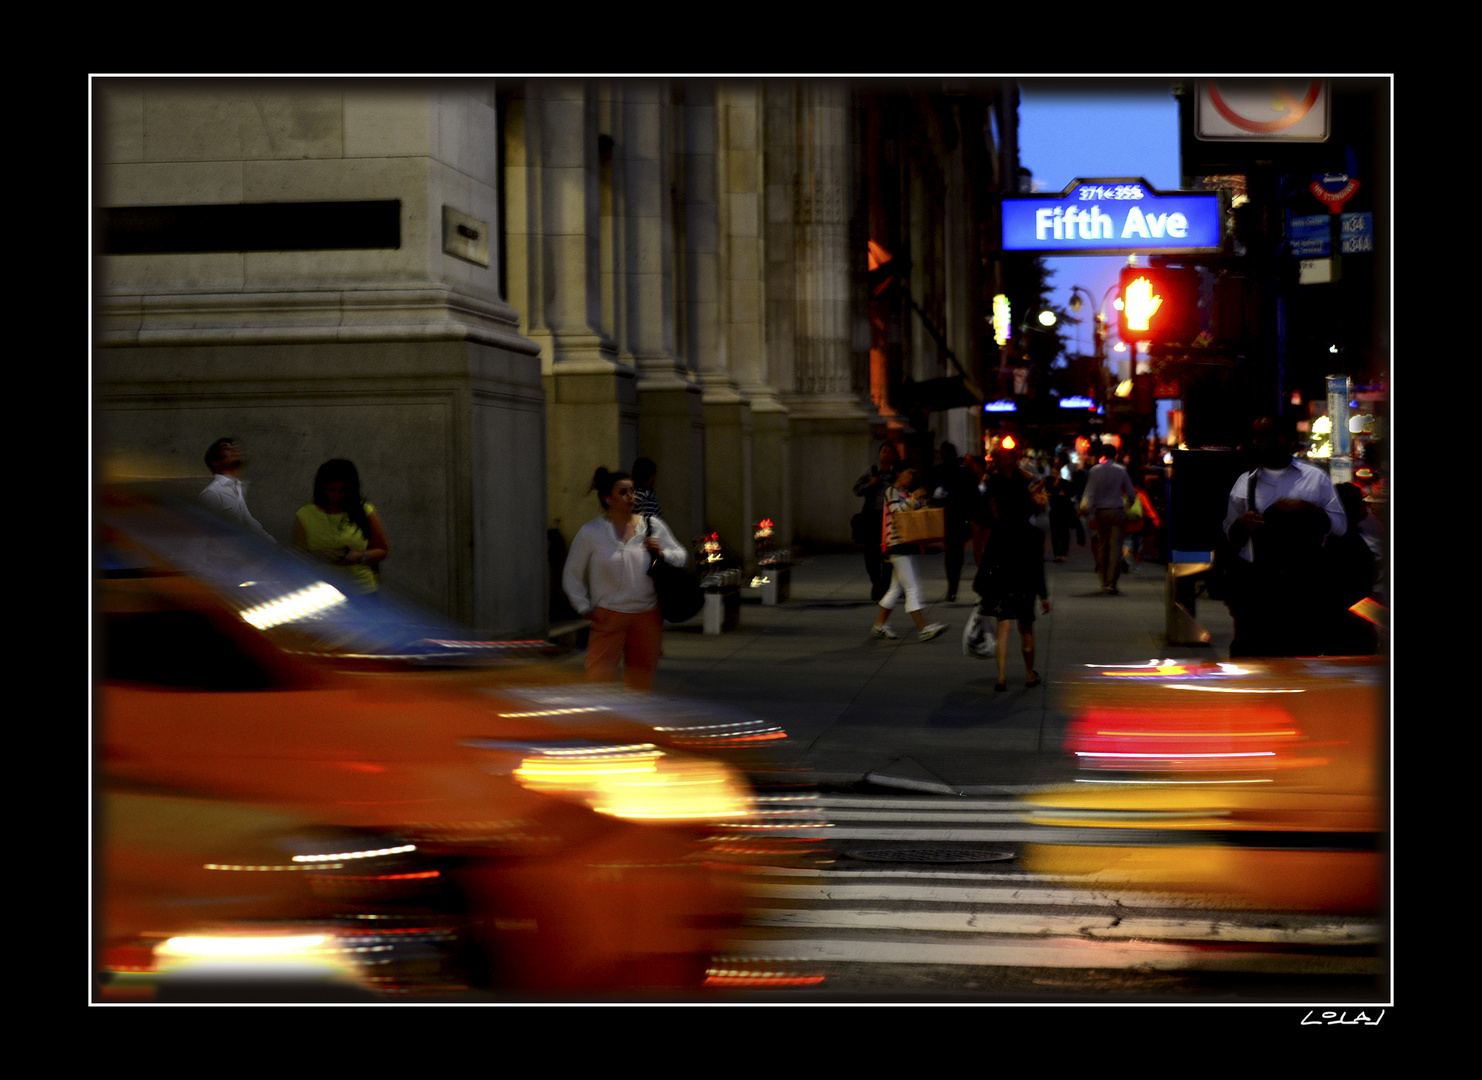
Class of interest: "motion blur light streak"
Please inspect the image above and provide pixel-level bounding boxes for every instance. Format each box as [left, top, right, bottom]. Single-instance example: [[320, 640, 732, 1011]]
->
[[1097, 661, 1194, 677], [1076, 750, 1277, 760], [705, 963, 826, 987], [291, 843, 417, 864], [1161, 684, 1303, 694], [516, 745, 665, 781], [498, 706, 612, 719], [239, 581, 347, 630], [512, 746, 754, 823], [1073, 777, 1274, 785], [159, 933, 329, 958], [153, 932, 363, 982], [315, 870, 441, 882], [1066, 705, 1322, 772]]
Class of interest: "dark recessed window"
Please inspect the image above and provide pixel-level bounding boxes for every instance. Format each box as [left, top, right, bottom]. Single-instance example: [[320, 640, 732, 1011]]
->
[[98, 200, 401, 255]]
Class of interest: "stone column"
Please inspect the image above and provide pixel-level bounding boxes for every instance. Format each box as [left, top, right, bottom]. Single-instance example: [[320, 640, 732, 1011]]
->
[[671, 82, 747, 562], [506, 81, 637, 548], [782, 82, 876, 549], [725, 82, 790, 552], [620, 81, 706, 544]]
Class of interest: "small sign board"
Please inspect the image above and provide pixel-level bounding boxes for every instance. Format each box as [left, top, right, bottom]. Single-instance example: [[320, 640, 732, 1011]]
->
[[1196, 80, 1330, 141], [1341, 212, 1374, 254], [1289, 214, 1330, 257]]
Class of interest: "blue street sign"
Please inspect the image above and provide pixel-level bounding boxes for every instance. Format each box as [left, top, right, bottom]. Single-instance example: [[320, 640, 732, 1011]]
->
[[1001, 179, 1223, 255], [1340, 212, 1374, 254], [1289, 214, 1330, 257]]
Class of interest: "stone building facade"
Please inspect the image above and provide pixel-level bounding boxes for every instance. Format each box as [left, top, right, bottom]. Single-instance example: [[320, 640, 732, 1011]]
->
[[93, 77, 1021, 637]]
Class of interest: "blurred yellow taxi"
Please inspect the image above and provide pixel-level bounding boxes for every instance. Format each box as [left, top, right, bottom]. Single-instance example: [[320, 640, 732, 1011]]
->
[[1021, 658, 1386, 913], [95, 479, 820, 1001]]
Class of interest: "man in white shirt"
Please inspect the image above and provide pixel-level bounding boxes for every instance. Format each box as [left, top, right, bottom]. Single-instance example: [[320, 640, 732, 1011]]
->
[[199, 438, 275, 543], [1222, 416, 1345, 656], [1082, 444, 1137, 594]]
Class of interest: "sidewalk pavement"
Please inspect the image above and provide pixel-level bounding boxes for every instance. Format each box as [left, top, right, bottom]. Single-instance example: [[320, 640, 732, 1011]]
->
[[555, 537, 1236, 795]]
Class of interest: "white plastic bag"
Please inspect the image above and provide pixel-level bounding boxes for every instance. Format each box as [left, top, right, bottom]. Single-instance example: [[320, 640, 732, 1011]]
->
[[962, 607, 996, 658]]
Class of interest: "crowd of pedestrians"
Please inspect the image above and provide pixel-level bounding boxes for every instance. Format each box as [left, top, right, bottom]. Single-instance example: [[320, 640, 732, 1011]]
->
[[846, 418, 1383, 671], [188, 414, 1385, 697]]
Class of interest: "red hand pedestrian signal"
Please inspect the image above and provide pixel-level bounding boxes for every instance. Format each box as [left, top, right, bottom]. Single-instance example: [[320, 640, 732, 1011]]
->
[[1115, 266, 1200, 344]]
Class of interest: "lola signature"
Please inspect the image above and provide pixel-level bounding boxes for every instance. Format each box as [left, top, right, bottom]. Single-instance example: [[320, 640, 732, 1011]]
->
[[1301, 1010, 1384, 1025]]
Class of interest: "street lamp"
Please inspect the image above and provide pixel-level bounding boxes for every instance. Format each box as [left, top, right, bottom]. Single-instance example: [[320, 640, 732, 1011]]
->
[[1069, 284, 1121, 362], [1067, 286, 1096, 359]]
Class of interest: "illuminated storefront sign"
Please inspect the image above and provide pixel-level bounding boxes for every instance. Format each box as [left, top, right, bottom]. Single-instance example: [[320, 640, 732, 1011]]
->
[[1002, 179, 1223, 256], [992, 294, 1011, 346]]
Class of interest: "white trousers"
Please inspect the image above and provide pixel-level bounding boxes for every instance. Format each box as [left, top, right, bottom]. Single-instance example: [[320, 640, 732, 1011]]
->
[[880, 552, 923, 613]]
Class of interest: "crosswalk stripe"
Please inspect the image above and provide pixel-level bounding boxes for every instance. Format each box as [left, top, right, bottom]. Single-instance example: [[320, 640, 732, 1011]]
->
[[742, 906, 1381, 946], [720, 936, 1382, 975], [723, 795, 1387, 983], [814, 797, 1029, 812]]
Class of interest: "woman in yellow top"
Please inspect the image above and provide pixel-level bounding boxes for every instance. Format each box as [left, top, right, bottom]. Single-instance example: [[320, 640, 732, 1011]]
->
[[292, 459, 390, 593]]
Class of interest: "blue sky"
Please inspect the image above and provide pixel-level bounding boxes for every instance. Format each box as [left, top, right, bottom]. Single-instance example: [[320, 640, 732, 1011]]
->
[[1016, 82, 1183, 359]]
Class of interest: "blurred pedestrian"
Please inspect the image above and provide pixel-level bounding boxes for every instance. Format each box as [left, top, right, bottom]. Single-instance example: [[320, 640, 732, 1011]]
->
[[292, 459, 389, 593], [974, 513, 1050, 692], [1222, 416, 1347, 656], [853, 442, 899, 602], [632, 456, 663, 519], [930, 442, 977, 602], [199, 437, 274, 543], [871, 463, 949, 642], [1337, 480, 1385, 596], [1068, 450, 1090, 548], [1047, 450, 1076, 562], [1081, 443, 1137, 594], [562, 466, 687, 690], [965, 453, 993, 566], [1322, 481, 1381, 654], [985, 445, 1037, 530], [1122, 471, 1163, 572]]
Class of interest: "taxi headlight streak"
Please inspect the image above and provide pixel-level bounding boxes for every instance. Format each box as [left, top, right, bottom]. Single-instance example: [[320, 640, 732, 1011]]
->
[[512, 743, 753, 823]]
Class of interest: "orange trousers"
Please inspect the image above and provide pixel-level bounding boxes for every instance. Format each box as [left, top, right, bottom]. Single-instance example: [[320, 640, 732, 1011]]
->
[[585, 605, 664, 690]]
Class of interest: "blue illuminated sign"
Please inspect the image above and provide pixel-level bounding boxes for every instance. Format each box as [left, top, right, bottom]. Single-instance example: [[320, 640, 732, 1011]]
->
[[1002, 179, 1223, 255]]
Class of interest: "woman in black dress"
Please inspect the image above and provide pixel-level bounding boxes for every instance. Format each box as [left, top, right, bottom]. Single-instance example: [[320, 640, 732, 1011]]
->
[[972, 449, 1051, 691]]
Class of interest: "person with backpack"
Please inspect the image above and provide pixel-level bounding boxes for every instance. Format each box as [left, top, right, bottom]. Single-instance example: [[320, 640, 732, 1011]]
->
[[1222, 416, 1347, 657]]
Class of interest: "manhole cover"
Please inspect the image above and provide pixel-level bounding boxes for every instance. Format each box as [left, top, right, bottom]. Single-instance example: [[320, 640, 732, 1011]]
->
[[845, 847, 1015, 864]]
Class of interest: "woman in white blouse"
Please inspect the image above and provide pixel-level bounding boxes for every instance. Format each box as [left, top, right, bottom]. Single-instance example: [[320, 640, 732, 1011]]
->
[[562, 467, 688, 690]]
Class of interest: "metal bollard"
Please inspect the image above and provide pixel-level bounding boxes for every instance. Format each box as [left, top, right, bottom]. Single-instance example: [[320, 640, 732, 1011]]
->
[[703, 590, 724, 635], [702, 571, 742, 634], [752, 566, 790, 606]]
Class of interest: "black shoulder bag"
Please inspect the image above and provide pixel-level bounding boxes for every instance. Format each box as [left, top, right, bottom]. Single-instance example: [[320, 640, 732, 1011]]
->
[[645, 515, 704, 623]]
